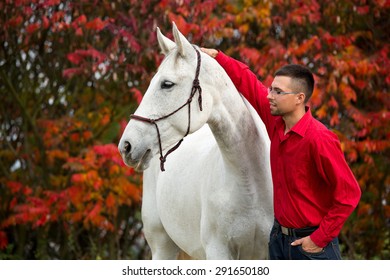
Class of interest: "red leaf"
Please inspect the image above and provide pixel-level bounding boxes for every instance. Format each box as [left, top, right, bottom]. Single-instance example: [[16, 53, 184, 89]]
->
[[10, 197, 17, 209], [131, 88, 143, 104], [168, 13, 191, 35], [69, 133, 80, 142], [67, 48, 106, 64], [41, 0, 61, 7], [86, 202, 102, 221], [7, 16, 23, 27], [71, 173, 84, 184], [72, 15, 87, 26], [35, 215, 48, 227], [93, 144, 118, 158], [67, 53, 83, 65], [240, 47, 261, 65], [6, 181, 23, 193], [158, 0, 169, 8], [120, 30, 141, 53], [22, 186, 32, 196], [93, 178, 103, 190], [0, 231, 8, 250], [42, 16, 50, 29], [85, 18, 107, 31], [354, 79, 367, 90], [386, 75, 390, 85], [26, 23, 40, 34], [62, 67, 83, 79], [75, 27, 83, 36], [356, 5, 370, 15]]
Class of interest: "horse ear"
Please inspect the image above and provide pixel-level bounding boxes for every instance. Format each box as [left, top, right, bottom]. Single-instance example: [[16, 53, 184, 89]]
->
[[157, 27, 176, 55], [172, 22, 192, 57]]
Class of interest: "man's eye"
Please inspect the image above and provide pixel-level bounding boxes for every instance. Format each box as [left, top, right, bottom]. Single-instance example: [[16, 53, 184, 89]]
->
[[161, 81, 175, 89], [275, 90, 282, 94]]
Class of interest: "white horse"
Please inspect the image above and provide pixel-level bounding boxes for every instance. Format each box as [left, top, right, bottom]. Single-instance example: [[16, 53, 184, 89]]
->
[[118, 23, 273, 259]]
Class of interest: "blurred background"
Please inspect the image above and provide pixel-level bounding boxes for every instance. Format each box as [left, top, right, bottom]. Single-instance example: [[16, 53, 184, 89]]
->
[[0, 0, 389, 259]]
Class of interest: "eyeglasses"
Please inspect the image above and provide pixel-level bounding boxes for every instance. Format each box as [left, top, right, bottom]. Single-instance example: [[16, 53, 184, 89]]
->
[[267, 87, 300, 95]]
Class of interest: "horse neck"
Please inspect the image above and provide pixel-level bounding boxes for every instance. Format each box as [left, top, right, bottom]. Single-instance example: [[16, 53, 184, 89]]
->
[[206, 77, 269, 186]]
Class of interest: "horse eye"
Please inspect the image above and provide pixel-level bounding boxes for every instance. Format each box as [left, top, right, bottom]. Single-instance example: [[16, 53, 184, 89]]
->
[[161, 81, 175, 89]]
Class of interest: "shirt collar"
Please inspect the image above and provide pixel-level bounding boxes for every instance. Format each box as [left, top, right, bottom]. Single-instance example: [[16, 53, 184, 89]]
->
[[290, 106, 312, 137]]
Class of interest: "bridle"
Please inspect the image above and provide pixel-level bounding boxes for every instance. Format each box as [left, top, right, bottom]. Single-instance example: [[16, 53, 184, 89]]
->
[[130, 47, 203, 172]]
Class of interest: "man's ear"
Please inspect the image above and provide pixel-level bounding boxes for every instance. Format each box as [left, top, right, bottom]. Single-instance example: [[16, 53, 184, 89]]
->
[[296, 92, 306, 105]]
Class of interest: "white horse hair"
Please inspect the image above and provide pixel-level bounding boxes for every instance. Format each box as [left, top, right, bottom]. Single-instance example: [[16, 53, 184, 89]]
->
[[118, 23, 273, 259]]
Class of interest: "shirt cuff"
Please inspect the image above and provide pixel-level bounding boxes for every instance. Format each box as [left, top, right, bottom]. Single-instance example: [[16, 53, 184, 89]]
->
[[215, 51, 231, 68], [310, 227, 333, 248]]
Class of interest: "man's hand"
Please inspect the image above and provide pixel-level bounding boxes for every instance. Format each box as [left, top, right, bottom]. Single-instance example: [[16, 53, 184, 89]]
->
[[291, 236, 323, 253], [200, 47, 218, 58]]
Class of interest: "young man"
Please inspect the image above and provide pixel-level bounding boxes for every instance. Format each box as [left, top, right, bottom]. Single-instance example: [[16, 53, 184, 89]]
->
[[201, 48, 361, 260]]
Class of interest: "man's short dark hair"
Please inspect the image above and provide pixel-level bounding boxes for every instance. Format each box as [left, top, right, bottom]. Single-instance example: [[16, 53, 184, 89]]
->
[[275, 64, 314, 103]]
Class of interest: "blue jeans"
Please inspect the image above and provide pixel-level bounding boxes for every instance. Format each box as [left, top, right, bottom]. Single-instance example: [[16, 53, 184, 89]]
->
[[268, 221, 342, 260]]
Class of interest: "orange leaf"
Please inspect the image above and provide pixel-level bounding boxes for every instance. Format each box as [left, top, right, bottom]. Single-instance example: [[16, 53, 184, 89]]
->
[[330, 112, 340, 126], [85, 202, 102, 225], [67, 186, 83, 207], [340, 83, 357, 102], [106, 193, 116, 209], [315, 105, 328, 119], [328, 96, 339, 108]]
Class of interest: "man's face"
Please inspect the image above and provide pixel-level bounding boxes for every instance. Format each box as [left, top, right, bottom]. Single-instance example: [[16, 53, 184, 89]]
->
[[267, 75, 303, 116]]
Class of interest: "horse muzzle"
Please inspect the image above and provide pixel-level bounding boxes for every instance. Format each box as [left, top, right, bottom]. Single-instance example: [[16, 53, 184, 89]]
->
[[118, 140, 152, 171]]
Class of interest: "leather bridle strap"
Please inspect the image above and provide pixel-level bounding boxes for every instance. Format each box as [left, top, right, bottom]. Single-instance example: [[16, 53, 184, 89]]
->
[[130, 47, 202, 171]]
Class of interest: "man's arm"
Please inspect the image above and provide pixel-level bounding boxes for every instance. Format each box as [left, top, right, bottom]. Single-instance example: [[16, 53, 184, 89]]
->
[[310, 131, 361, 248], [201, 48, 275, 136]]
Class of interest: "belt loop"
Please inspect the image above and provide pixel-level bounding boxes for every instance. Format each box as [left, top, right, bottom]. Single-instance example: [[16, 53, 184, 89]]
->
[[288, 228, 295, 237]]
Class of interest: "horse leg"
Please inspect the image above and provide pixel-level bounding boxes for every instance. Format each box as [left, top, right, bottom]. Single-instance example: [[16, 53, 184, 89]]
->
[[141, 161, 180, 259], [142, 197, 181, 259], [144, 227, 180, 259], [204, 235, 262, 260], [202, 234, 234, 259]]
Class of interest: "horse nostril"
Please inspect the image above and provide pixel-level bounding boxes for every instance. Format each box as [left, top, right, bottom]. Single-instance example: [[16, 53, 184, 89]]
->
[[124, 141, 131, 155]]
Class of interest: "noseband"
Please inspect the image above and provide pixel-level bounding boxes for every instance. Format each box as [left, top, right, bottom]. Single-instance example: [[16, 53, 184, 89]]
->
[[130, 47, 203, 171]]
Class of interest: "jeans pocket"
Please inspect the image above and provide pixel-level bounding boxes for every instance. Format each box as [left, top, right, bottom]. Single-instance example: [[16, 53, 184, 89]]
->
[[297, 238, 342, 260], [298, 245, 328, 260]]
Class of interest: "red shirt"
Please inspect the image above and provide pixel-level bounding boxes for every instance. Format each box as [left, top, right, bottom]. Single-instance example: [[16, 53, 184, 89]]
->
[[216, 51, 361, 247]]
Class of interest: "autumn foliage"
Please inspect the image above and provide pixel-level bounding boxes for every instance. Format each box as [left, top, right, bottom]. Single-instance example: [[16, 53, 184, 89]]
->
[[1, 0, 389, 259]]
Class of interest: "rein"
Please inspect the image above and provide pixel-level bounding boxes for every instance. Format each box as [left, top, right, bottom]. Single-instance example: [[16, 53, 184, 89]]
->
[[130, 47, 203, 171]]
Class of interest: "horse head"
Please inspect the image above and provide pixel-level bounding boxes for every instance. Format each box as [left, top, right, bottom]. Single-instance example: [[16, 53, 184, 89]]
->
[[118, 23, 215, 171]]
